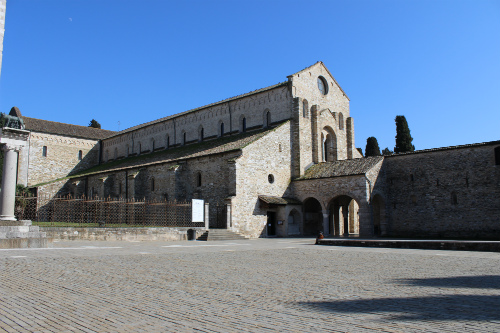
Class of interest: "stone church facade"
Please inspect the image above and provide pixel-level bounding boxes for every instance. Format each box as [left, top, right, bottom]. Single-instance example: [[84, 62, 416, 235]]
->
[[8, 62, 500, 239]]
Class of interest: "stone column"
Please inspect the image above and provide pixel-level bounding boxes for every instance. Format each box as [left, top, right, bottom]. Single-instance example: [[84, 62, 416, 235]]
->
[[342, 205, 349, 236], [322, 211, 329, 236], [204, 203, 209, 230], [0, 144, 21, 221]]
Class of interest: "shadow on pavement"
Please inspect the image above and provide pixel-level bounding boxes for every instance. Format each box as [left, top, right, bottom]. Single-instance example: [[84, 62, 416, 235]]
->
[[393, 275, 500, 290], [298, 294, 500, 321]]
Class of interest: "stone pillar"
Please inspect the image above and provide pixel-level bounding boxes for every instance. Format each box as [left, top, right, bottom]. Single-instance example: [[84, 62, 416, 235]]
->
[[342, 205, 349, 236], [204, 203, 209, 230], [322, 211, 329, 236], [127, 172, 138, 200], [0, 144, 21, 221]]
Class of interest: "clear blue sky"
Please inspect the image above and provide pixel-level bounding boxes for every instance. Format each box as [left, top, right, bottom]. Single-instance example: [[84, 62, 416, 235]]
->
[[1, 0, 499, 152]]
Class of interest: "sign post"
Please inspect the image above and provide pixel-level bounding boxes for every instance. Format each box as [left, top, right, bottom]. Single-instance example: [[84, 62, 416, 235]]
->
[[192, 199, 204, 223]]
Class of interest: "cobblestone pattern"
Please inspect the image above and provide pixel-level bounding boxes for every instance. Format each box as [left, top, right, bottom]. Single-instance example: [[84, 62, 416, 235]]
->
[[0, 240, 499, 332]]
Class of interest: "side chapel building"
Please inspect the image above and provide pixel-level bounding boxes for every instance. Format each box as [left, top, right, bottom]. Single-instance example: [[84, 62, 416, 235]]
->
[[8, 62, 500, 239]]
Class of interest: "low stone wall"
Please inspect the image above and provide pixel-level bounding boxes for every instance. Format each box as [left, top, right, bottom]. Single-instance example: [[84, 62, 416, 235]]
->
[[41, 227, 206, 242]]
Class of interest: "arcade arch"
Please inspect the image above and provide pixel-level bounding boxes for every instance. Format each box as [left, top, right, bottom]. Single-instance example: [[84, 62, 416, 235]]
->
[[328, 195, 359, 236], [321, 126, 337, 162], [303, 197, 323, 235], [371, 194, 386, 236]]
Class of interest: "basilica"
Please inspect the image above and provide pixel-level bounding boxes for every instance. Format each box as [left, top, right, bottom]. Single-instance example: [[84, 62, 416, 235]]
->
[[6, 62, 500, 239]]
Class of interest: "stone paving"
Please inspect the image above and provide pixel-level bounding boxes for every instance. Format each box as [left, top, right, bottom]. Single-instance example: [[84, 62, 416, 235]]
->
[[0, 238, 499, 332]]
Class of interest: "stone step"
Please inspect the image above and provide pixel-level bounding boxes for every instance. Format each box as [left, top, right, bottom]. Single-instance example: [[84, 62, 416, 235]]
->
[[0, 237, 49, 249], [5, 231, 47, 239], [197, 229, 248, 241], [0, 226, 40, 233]]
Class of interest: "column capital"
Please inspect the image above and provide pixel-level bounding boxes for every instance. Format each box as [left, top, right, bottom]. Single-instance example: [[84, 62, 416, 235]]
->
[[1, 143, 22, 153]]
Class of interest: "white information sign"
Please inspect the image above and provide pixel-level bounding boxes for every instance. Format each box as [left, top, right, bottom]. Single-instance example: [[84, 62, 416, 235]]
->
[[192, 199, 204, 222]]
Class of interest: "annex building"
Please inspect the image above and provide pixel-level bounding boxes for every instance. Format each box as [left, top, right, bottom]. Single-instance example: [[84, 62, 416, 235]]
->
[[6, 62, 500, 239]]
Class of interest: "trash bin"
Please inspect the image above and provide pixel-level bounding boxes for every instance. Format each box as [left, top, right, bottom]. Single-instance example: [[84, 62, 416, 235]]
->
[[187, 229, 196, 241]]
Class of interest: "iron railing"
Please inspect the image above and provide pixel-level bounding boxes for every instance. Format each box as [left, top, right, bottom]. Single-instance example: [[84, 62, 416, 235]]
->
[[15, 195, 204, 228]]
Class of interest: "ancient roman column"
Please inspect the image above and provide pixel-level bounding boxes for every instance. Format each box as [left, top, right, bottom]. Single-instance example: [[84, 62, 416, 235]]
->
[[0, 143, 21, 221]]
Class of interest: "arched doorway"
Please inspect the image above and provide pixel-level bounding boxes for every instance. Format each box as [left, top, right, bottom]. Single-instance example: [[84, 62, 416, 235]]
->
[[371, 194, 386, 236], [287, 209, 301, 236], [329, 195, 359, 236], [303, 198, 323, 235], [321, 126, 337, 162]]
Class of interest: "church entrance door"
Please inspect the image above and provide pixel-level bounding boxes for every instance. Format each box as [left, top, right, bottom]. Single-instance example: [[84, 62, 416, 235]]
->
[[267, 212, 276, 236]]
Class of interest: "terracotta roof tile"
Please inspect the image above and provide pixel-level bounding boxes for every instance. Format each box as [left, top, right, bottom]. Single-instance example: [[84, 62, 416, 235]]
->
[[258, 195, 302, 205], [22, 116, 116, 140], [67, 121, 290, 179], [298, 156, 383, 180]]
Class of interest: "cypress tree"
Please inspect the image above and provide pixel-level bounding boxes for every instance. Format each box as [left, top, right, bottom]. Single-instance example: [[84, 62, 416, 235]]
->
[[382, 147, 393, 156], [365, 137, 381, 157], [89, 119, 101, 129], [394, 115, 415, 153]]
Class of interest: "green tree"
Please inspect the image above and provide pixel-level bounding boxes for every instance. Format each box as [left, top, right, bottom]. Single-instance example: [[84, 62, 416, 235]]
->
[[365, 137, 381, 157], [394, 115, 415, 153], [89, 119, 101, 129], [382, 147, 393, 156]]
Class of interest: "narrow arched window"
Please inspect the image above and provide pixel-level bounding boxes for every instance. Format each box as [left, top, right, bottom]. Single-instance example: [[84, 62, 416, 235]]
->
[[78, 150, 83, 160], [152, 139, 155, 151], [199, 127, 204, 142], [42, 146, 47, 157], [151, 178, 155, 192], [266, 111, 271, 128], [183, 132, 187, 145], [166, 135, 170, 149], [220, 122, 225, 137], [323, 136, 328, 162], [302, 100, 309, 118], [197, 172, 202, 187], [451, 192, 458, 205], [242, 117, 247, 132]]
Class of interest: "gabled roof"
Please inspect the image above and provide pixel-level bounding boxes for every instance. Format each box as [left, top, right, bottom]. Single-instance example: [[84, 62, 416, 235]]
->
[[22, 116, 116, 140], [52, 120, 290, 182], [106, 81, 289, 139], [297, 156, 384, 180], [258, 195, 302, 205], [287, 61, 349, 100]]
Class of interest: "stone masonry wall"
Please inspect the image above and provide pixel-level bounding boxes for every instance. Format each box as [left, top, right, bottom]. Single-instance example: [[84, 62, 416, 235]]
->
[[21, 132, 100, 187], [379, 143, 500, 239], [101, 85, 293, 163], [231, 122, 293, 238], [289, 62, 354, 165], [73, 150, 238, 227], [292, 175, 372, 236]]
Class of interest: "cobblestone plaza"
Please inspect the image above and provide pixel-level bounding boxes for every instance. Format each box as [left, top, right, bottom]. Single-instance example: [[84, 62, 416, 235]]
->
[[1, 239, 499, 332]]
